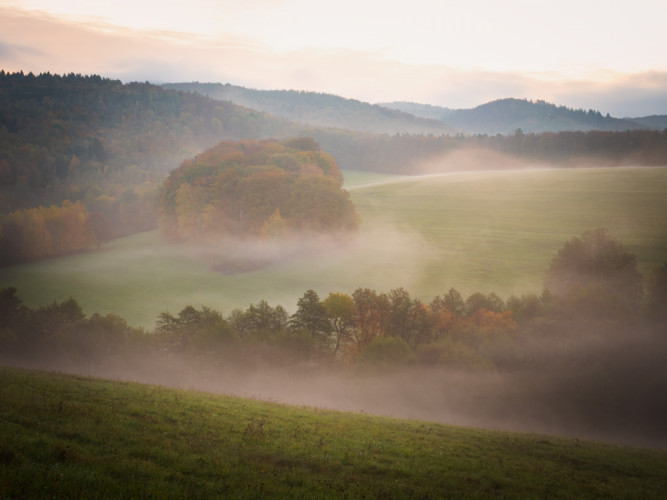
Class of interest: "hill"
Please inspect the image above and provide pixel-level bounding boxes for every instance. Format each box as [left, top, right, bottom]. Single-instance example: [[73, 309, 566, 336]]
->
[[383, 98, 651, 135], [631, 115, 667, 129], [3, 167, 666, 328], [162, 82, 455, 135], [1, 367, 666, 498], [2, 73, 667, 267], [158, 137, 359, 271], [0, 71, 299, 222]]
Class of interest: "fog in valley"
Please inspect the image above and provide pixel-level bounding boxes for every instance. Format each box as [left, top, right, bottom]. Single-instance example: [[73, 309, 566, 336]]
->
[[4, 162, 666, 451], [9, 324, 666, 450]]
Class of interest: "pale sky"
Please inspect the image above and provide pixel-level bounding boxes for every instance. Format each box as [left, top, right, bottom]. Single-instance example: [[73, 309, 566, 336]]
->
[[2, 0, 667, 116]]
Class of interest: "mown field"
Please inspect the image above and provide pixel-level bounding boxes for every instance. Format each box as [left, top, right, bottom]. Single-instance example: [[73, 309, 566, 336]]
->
[[1, 366, 666, 498], [1, 166, 666, 328]]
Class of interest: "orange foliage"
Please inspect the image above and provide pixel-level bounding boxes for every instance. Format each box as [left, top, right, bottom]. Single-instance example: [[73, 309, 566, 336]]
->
[[472, 309, 518, 336]]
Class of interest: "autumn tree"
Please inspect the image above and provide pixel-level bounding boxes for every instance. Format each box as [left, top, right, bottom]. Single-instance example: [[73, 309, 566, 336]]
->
[[158, 138, 358, 241], [351, 288, 390, 350], [465, 292, 506, 315]]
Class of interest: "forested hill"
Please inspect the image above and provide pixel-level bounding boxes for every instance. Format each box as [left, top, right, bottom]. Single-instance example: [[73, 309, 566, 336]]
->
[[159, 137, 359, 255], [162, 82, 455, 135], [382, 98, 659, 135], [0, 71, 304, 265], [0, 71, 299, 211]]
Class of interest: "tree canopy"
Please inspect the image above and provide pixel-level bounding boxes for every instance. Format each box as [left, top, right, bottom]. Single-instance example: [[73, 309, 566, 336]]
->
[[158, 138, 359, 240], [544, 227, 643, 303]]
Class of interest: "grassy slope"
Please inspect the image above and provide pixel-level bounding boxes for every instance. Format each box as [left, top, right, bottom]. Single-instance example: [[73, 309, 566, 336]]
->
[[1, 366, 666, 498], [1, 167, 666, 328]]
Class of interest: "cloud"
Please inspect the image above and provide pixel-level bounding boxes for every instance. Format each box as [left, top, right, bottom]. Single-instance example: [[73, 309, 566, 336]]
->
[[2, 5, 667, 117]]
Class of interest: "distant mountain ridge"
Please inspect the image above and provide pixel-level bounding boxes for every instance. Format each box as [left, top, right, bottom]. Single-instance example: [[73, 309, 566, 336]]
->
[[164, 83, 667, 136], [382, 98, 665, 135], [162, 83, 455, 135]]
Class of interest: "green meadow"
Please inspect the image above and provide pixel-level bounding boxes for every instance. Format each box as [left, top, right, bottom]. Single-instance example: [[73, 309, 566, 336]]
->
[[1, 166, 666, 328], [1, 366, 666, 498]]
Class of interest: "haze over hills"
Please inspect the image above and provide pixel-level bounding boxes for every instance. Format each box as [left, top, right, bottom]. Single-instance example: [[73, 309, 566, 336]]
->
[[162, 82, 455, 135], [383, 98, 664, 135], [162, 83, 667, 135], [3, 71, 667, 266]]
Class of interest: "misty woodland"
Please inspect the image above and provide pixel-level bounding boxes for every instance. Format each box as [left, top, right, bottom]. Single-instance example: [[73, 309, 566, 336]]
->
[[2, 225, 667, 446], [1, 69, 667, 498]]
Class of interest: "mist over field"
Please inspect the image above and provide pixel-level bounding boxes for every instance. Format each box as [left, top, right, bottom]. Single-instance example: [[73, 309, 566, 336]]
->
[[3, 4, 667, 495], [9, 324, 666, 450], [1, 73, 667, 454], [3, 163, 667, 450]]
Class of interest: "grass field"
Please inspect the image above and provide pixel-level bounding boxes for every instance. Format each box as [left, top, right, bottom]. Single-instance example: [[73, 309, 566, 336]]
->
[[1, 166, 666, 328], [1, 366, 666, 498]]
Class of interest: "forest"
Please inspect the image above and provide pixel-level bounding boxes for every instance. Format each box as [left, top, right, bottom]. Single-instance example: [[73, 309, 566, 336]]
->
[[3, 72, 667, 267], [0, 71, 299, 264], [158, 137, 359, 242]]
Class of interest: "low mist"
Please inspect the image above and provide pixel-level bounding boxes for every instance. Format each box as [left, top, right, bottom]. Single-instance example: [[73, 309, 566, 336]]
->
[[8, 316, 666, 450], [3, 159, 666, 452]]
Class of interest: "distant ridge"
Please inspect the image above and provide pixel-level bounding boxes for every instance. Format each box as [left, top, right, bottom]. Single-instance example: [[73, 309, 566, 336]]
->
[[630, 115, 667, 130], [163, 82, 455, 135], [382, 98, 658, 135]]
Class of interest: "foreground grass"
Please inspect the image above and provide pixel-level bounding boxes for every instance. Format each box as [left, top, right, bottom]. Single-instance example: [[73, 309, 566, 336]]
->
[[1, 367, 666, 498], [1, 167, 666, 327]]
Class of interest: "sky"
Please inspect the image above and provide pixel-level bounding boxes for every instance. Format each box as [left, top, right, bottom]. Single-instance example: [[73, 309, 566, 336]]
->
[[2, 0, 667, 116]]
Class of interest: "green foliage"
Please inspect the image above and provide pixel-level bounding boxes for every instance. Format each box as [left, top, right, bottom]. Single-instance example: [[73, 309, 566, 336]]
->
[[155, 304, 236, 355], [0, 201, 93, 265], [322, 292, 356, 356], [229, 300, 289, 339], [289, 289, 331, 346]]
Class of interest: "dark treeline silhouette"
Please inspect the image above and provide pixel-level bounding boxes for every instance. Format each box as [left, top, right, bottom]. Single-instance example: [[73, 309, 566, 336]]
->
[[311, 127, 667, 173], [2, 229, 666, 445]]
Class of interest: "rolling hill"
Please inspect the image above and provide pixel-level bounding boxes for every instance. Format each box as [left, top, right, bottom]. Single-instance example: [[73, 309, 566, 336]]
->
[[2, 367, 666, 498], [3, 167, 666, 328], [162, 82, 455, 135], [383, 98, 657, 135]]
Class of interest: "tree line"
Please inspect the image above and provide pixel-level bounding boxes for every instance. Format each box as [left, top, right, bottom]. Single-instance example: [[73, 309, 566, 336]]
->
[[0, 71, 299, 254], [2, 229, 665, 372], [3, 228, 666, 442], [312, 127, 667, 173], [3, 71, 667, 268]]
